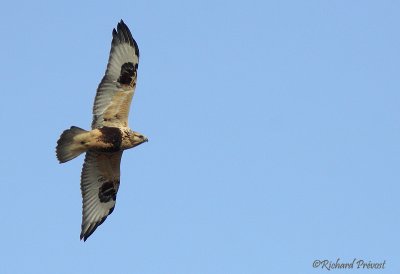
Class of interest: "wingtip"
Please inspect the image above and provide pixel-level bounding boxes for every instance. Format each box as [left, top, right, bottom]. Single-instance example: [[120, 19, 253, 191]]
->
[[80, 227, 90, 242], [118, 19, 126, 28], [116, 19, 129, 35], [80, 228, 86, 241], [80, 213, 112, 242], [112, 19, 140, 57], [80, 229, 90, 242], [80, 223, 92, 242]]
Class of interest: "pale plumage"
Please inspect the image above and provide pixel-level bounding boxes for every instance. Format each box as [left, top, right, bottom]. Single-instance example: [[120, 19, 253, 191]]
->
[[92, 21, 139, 129], [56, 20, 147, 241]]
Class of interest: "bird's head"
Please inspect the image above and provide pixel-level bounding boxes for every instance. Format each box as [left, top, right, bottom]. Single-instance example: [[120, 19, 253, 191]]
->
[[130, 131, 148, 147]]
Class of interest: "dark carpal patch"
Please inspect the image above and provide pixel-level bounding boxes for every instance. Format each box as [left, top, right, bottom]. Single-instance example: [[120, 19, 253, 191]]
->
[[99, 126, 122, 152], [98, 181, 118, 203], [117, 62, 136, 86]]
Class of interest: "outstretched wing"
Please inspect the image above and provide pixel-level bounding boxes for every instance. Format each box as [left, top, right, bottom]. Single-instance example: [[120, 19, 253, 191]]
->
[[92, 20, 140, 129], [80, 150, 123, 241]]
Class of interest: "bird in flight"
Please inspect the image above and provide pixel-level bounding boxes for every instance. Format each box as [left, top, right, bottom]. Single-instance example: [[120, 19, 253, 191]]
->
[[56, 20, 147, 241]]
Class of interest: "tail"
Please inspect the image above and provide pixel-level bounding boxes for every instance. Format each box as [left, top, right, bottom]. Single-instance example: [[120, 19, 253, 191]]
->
[[56, 126, 88, 163]]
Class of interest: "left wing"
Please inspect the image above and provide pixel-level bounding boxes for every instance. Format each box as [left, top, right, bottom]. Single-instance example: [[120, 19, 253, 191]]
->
[[91, 20, 140, 129], [80, 150, 123, 241]]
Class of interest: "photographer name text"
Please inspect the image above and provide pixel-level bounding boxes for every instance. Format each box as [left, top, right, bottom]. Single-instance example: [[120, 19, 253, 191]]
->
[[313, 258, 386, 271]]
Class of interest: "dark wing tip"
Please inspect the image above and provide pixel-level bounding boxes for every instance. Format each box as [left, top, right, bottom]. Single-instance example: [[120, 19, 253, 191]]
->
[[112, 19, 140, 57], [80, 205, 115, 242], [80, 215, 109, 242]]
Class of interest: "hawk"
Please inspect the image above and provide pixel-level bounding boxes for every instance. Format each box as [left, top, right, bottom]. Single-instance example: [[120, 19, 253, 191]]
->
[[56, 20, 147, 241]]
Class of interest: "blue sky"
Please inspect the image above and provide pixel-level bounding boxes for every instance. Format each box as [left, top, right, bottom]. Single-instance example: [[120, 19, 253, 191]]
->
[[1, 0, 399, 273]]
